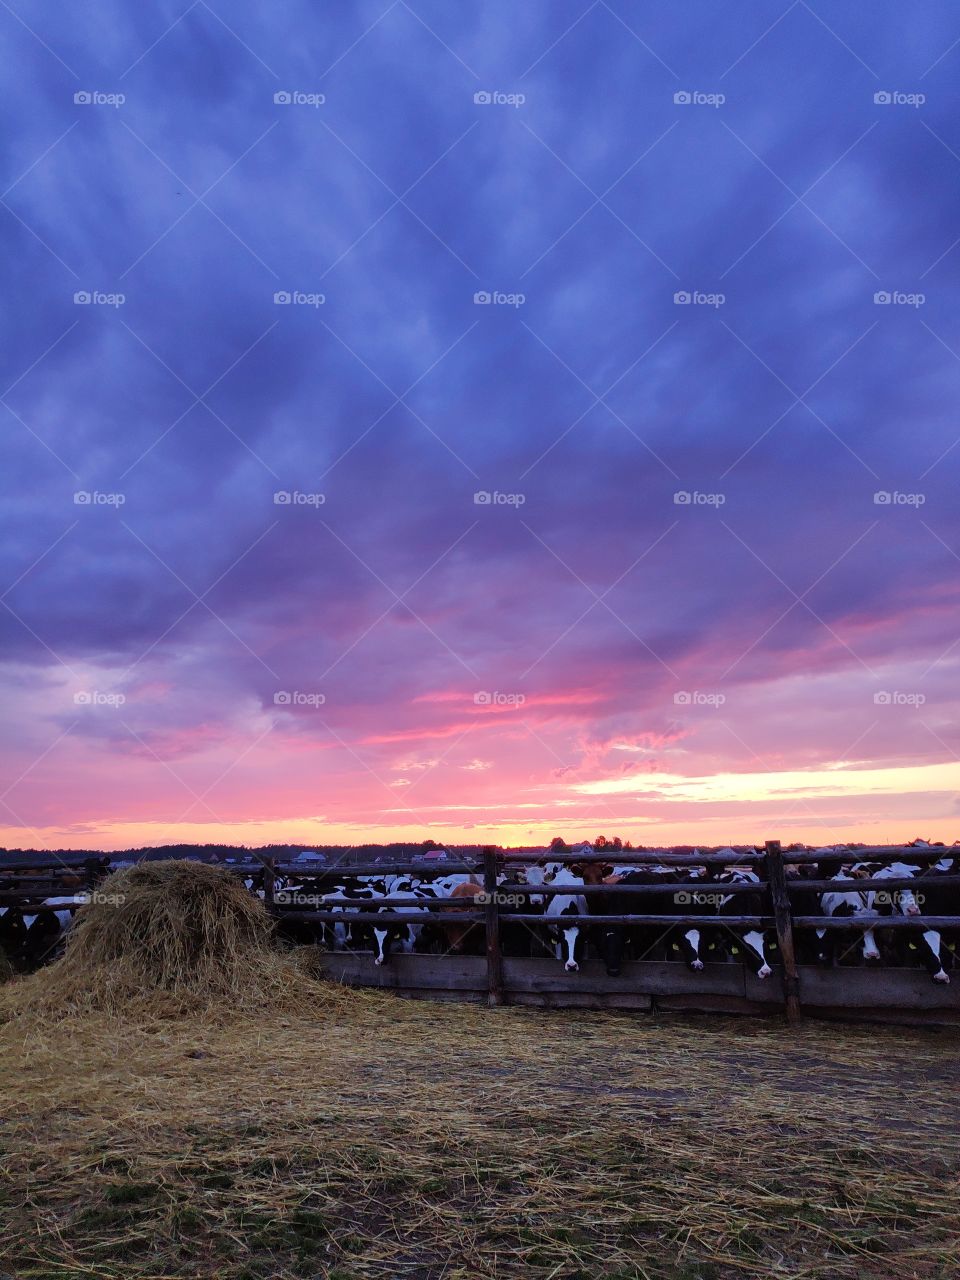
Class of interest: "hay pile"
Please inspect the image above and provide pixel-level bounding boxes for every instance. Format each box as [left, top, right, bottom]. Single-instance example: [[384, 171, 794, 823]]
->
[[0, 859, 358, 1022]]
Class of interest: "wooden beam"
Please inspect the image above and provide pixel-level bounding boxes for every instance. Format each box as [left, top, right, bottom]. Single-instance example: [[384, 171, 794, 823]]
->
[[273, 861, 482, 877], [788, 875, 960, 893], [483, 846, 504, 1007], [793, 915, 960, 929], [501, 912, 775, 926], [524, 880, 769, 897], [765, 839, 801, 1024], [304, 952, 960, 1014], [274, 909, 486, 925], [292, 881, 774, 905]]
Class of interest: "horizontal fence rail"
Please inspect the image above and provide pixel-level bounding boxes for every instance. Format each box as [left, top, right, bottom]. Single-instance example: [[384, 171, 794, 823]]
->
[[277, 910, 489, 926], [789, 875, 960, 892], [792, 915, 960, 929]]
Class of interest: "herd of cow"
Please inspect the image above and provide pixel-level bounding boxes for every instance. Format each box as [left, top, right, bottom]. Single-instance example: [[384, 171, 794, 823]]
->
[[0, 892, 85, 970], [0, 842, 956, 983], [267, 840, 960, 985]]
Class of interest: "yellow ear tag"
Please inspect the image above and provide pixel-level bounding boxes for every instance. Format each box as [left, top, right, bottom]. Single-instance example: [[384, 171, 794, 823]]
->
[[671, 942, 679, 951], [908, 942, 917, 950], [948, 943, 956, 952], [708, 943, 715, 951], [731, 946, 739, 954]]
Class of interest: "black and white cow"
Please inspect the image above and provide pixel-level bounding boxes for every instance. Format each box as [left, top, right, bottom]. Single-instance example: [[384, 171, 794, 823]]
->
[[0, 894, 81, 969], [543, 864, 590, 972], [818, 871, 880, 965], [0, 905, 27, 966], [371, 880, 441, 966], [871, 860, 953, 984], [317, 880, 386, 953], [595, 866, 711, 976], [21, 906, 64, 966], [716, 869, 774, 978], [911, 856, 958, 983]]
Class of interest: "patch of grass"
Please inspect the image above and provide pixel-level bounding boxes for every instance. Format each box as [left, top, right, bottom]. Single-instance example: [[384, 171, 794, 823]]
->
[[104, 1181, 158, 1205]]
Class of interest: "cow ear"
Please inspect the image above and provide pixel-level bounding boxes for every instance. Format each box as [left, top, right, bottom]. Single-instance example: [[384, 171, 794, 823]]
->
[[570, 863, 583, 876], [602, 864, 614, 877]]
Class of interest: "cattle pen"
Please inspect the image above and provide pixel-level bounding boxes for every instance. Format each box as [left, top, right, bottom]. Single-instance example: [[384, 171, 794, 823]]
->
[[3, 848, 959, 1280], [4, 840, 959, 1025]]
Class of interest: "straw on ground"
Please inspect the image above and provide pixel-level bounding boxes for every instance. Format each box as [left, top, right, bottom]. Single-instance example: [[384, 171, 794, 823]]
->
[[0, 861, 957, 1278]]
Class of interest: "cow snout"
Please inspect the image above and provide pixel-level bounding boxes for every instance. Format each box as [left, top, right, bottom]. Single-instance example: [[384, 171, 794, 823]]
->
[[906, 903, 920, 916], [564, 960, 579, 972], [374, 957, 384, 966], [690, 959, 704, 971], [757, 964, 772, 979], [933, 970, 950, 984]]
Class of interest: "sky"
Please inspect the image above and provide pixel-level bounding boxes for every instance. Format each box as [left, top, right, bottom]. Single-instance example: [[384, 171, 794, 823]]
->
[[2, 0, 960, 852]]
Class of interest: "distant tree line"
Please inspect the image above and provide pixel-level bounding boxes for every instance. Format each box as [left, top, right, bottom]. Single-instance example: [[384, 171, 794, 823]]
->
[[548, 836, 635, 852]]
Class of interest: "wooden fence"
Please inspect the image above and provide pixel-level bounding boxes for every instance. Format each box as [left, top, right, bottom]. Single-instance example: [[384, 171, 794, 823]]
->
[[2, 842, 959, 1022], [261, 841, 960, 1023]]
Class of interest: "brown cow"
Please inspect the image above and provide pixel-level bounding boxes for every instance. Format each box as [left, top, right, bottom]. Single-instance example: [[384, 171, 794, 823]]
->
[[442, 880, 484, 955]]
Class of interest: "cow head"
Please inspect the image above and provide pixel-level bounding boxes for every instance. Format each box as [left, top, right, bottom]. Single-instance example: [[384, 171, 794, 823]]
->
[[557, 922, 581, 971], [372, 925, 390, 966], [575, 861, 613, 885], [675, 927, 704, 971], [740, 928, 773, 979], [909, 930, 951, 984]]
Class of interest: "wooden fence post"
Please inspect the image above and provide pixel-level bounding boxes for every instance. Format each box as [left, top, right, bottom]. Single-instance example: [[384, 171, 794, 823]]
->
[[263, 857, 276, 908], [765, 839, 801, 1024], [483, 846, 504, 1007]]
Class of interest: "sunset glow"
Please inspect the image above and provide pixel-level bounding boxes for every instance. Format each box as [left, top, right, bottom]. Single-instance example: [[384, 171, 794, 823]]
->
[[2, 4, 959, 853]]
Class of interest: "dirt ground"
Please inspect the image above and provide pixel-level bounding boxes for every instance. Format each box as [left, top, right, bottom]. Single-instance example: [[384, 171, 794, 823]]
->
[[1, 989, 958, 1279]]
